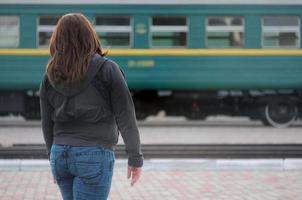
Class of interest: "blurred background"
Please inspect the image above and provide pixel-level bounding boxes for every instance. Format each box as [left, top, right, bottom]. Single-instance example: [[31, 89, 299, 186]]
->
[[0, 0, 302, 128], [0, 0, 302, 199]]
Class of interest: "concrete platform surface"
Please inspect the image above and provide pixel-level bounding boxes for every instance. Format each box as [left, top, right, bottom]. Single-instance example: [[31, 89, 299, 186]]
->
[[1, 158, 302, 171], [0, 159, 302, 200]]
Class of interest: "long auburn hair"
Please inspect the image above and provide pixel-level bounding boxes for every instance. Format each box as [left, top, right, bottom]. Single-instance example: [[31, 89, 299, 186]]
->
[[47, 13, 106, 84]]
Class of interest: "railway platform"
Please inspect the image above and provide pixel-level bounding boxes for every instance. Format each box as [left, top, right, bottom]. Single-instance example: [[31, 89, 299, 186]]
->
[[0, 116, 302, 199], [0, 159, 302, 200]]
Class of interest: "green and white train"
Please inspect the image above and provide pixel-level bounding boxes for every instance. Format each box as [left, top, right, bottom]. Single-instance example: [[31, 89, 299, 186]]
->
[[0, 0, 301, 127]]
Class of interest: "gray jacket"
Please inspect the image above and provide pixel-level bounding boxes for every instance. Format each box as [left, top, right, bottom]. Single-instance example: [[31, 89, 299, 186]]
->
[[39, 54, 143, 167]]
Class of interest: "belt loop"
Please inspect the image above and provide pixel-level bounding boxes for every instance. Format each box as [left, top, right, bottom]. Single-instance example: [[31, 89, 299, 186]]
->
[[63, 145, 71, 150], [62, 145, 70, 158]]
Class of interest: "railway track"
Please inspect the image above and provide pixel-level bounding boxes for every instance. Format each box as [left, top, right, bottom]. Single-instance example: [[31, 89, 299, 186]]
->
[[0, 118, 301, 128], [0, 144, 301, 159]]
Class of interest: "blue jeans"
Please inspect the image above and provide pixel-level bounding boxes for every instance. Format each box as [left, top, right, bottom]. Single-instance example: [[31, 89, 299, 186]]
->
[[49, 144, 115, 200]]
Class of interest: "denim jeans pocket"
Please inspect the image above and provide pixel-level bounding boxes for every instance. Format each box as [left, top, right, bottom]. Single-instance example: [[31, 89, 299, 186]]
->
[[75, 157, 104, 185]]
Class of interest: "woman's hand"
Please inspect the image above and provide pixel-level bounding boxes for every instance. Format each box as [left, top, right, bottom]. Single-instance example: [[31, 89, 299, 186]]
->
[[127, 165, 142, 186]]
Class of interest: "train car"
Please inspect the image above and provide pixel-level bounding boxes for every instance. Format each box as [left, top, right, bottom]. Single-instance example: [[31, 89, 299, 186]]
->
[[0, 0, 301, 127]]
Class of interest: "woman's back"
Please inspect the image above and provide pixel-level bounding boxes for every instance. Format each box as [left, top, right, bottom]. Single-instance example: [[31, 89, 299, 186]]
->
[[39, 13, 143, 200]]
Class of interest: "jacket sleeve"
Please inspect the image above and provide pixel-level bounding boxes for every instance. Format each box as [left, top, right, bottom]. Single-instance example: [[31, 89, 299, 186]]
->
[[39, 75, 54, 160], [107, 61, 143, 167]]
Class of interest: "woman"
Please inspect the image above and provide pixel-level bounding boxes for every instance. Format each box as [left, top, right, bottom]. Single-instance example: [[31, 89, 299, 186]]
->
[[39, 13, 143, 200]]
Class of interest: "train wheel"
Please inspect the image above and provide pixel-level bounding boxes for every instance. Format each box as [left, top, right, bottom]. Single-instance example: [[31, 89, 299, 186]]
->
[[262, 100, 298, 128]]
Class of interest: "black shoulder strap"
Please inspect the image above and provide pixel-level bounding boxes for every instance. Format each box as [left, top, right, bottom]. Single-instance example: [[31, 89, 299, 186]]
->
[[44, 74, 51, 92], [90, 58, 108, 97], [90, 58, 125, 97]]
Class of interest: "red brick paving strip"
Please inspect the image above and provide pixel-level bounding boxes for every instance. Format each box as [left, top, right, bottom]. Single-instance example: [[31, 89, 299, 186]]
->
[[0, 170, 301, 200]]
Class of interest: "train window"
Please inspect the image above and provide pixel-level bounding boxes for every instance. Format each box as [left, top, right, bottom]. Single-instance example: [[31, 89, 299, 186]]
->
[[0, 16, 19, 48], [206, 16, 244, 48], [151, 16, 187, 48], [38, 16, 60, 48], [262, 16, 300, 48], [95, 16, 131, 48]]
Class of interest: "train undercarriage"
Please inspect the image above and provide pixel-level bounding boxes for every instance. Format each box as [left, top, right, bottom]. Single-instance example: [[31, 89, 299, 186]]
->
[[133, 89, 302, 128], [0, 89, 301, 128]]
